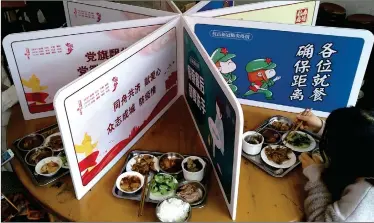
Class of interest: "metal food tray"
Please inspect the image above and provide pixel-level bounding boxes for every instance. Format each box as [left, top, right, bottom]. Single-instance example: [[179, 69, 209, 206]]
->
[[11, 124, 70, 186], [112, 150, 212, 208], [242, 115, 320, 177]]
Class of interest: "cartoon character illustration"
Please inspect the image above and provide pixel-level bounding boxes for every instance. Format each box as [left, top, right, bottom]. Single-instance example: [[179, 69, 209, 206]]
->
[[243, 58, 281, 100], [211, 47, 238, 94], [208, 97, 225, 157], [75, 133, 99, 173], [223, 0, 230, 7]]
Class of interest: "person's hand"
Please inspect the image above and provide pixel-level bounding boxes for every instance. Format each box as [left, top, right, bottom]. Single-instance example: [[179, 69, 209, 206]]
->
[[299, 153, 322, 169], [296, 110, 323, 133]]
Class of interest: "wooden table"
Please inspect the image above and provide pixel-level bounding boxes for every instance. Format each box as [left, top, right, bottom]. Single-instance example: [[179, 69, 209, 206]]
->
[[7, 97, 307, 222]]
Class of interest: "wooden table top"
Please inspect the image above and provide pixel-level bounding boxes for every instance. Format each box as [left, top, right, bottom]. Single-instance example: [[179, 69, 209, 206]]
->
[[7, 97, 307, 222]]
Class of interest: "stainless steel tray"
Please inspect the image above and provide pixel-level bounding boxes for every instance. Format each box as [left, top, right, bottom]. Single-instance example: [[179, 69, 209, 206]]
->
[[11, 124, 70, 186], [242, 115, 320, 177], [112, 150, 211, 208]]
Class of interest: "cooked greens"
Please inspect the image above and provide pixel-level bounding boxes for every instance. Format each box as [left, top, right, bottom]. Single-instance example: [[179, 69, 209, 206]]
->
[[150, 174, 177, 196], [287, 132, 311, 148]]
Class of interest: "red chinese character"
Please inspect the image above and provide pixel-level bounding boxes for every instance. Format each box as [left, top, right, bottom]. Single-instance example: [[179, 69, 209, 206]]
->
[[145, 91, 151, 101], [129, 103, 136, 115], [107, 123, 115, 135], [25, 48, 30, 60], [135, 83, 141, 94], [151, 86, 156, 96], [123, 109, 129, 120], [113, 99, 120, 112], [89, 64, 98, 70], [112, 76, 118, 92], [139, 96, 145, 106], [150, 71, 156, 81], [109, 48, 120, 58], [77, 66, 89, 76], [98, 50, 109, 60], [77, 100, 83, 115], [85, 52, 97, 62], [144, 76, 150, 86], [128, 88, 135, 99], [156, 68, 161, 76], [115, 116, 122, 127], [121, 94, 127, 105], [74, 8, 77, 17]]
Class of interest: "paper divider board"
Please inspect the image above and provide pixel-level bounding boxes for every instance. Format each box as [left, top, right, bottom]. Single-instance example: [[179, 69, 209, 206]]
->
[[184, 0, 235, 15], [54, 17, 181, 200], [191, 1, 319, 26], [185, 16, 374, 117], [2, 15, 176, 120], [182, 17, 244, 220], [63, 0, 176, 27], [164, 0, 182, 14]]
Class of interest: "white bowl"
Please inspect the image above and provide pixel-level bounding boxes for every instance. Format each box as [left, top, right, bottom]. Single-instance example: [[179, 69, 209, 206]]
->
[[242, 131, 264, 155], [35, 156, 62, 177], [181, 156, 206, 182], [116, 171, 145, 194]]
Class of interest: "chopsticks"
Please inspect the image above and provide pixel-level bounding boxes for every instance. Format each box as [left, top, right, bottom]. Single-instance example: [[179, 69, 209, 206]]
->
[[283, 108, 312, 144], [138, 174, 149, 217]]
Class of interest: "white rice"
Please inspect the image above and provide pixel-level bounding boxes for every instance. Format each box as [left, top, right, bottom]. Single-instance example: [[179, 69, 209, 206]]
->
[[157, 198, 190, 222]]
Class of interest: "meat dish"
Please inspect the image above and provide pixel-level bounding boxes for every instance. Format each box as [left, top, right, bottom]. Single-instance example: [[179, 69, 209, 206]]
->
[[131, 155, 156, 175], [264, 146, 292, 164], [120, 175, 141, 192], [261, 129, 280, 144], [271, 121, 291, 132], [160, 157, 182, 173], [40, 161, 59, 174], [176, 183, 204, 204], [46, 135, 63, 151], [286, 132, 311, 148], [26, 148, 53, 165], [183, 158, 203, 172], [20, 135, 43, 151]]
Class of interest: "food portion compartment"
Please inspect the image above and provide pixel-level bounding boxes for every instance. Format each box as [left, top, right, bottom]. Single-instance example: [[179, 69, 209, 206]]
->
[[242, 116, 320, 177], [112, 150, 211, 208], [11, 124, 70, 186]]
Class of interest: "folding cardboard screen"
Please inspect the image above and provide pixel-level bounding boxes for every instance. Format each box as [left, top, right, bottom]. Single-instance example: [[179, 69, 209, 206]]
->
[[63, 0, 176, 27], [166, 0, 235, 14], [53, 17, 244, 220], [3, 16, 176, 120], [193, 0, 320, 26]]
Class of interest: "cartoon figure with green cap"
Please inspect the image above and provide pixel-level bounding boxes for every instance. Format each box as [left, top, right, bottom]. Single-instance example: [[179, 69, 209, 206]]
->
[[211, 47, 238, 94], [244, 58, 281, 100]]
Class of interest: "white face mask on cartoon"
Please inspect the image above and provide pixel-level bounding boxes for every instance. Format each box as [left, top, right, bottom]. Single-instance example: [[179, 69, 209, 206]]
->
[[216, 103, 222, 119], [218, 59, 236, 74], [265, 69, 276, 79]]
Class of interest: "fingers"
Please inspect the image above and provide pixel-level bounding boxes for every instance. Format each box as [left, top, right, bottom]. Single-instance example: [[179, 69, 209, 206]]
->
[[312, 154, 322, 164]]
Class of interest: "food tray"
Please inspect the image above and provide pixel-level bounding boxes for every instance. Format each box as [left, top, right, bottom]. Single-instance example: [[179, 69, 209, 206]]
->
[[242, 115, 320, 177], [112, 150, 212, 208], [11, 124, 70, 186]]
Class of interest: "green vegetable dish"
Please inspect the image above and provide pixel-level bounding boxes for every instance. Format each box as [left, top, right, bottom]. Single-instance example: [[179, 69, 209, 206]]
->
[[149, 173, 178, 201], [287, 132, 311, 148]]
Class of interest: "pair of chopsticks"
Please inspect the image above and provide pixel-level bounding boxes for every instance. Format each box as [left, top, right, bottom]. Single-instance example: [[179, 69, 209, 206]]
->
[[282, 108, 312, 144], [138, 174, 149, 217]]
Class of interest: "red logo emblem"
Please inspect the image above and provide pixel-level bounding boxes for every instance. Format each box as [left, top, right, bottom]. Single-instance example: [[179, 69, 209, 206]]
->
[[112, 77, 118, 92], [96, 12, 101, 22], [295, 8, 308, 24], [24, 48, 30, 60], [77, 100, 83, 115], [66, 43, 74, 55]]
